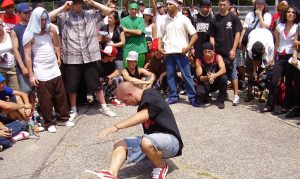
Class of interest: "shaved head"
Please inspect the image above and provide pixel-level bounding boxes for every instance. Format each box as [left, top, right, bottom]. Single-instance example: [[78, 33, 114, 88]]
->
[[115, 82, 143, 106]]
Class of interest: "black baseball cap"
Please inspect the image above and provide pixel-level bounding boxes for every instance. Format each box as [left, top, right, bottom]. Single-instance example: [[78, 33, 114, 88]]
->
[[200, 0, 212, 6]]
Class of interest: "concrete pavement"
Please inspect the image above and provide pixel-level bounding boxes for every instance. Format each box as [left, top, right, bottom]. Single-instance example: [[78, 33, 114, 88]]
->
[[1, 92, 300, 179]]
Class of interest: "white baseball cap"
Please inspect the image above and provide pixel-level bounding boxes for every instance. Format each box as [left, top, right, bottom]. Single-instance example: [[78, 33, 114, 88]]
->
[[126, 51, 138, 61], [143, 8, 153, 16]]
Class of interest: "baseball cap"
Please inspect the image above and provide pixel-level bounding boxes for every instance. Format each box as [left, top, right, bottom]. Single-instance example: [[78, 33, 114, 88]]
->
[[129, 2, 139, 9], [101, 45, 118, 57], [251, 41, 265, 61], [156, 2, 164, 8], [126, 51, 138, 61], [138, 0, 144, 5], [16, 3, 30, 13], [72, 0, 83, 4], [200, 0, 212, 6], [146, 36, 153, 42], [255, 0, 266, 4], [143, 8, 153, 16], [0, 74, 6, 83], [202, 42, 214, 51], [2, 0, 14, 8], [151, 38, 159, 51]]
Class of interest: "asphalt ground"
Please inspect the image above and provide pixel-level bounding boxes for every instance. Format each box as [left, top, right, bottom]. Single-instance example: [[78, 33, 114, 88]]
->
[[1, 90, 300, 179]]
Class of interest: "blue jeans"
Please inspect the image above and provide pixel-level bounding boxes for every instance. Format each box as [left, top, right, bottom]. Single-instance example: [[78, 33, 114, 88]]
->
[[0, 120, 25, 148], [165, 54, 196, 100]]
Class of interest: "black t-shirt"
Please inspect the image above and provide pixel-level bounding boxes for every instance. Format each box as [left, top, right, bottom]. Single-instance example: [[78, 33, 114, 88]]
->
[[100, 25, 124, 61], [138, 89, 183, 156], [100, 61, 117, 77], [208, 12, 242, 57], [193, 13, 213, 59]]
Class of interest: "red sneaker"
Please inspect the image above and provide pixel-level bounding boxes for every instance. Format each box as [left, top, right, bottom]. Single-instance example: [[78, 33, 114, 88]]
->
[[111, 99, 123, 107], [83, 170, 117, 179], [151, 164, 168, 179]]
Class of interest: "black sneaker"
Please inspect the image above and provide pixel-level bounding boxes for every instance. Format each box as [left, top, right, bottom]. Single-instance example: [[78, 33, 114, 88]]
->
[[217, 100, 225, 109], [285, 108, 300, 118]]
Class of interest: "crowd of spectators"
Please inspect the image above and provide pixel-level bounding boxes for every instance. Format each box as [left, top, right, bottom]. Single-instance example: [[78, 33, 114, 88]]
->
[[0, 0, 300, 178]]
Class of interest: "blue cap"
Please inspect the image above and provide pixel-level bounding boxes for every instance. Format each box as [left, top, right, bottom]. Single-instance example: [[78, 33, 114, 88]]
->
[[0, 75, 5, 82], [16, 3, 31, 13]]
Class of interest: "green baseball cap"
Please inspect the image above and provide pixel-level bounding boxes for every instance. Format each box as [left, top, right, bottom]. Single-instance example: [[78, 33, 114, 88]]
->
[[129, 2, 139, 9]]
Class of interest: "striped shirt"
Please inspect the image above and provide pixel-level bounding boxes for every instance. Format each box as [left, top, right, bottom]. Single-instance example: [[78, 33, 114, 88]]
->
[[57, 10, 102, 64]]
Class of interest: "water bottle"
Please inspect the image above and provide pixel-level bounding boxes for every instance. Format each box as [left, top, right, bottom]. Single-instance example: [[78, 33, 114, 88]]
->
[[33, 117, 40, 137], [28, 117, 35, 138]]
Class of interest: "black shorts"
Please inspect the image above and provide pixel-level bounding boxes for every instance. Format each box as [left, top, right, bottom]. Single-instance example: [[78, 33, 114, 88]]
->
[[63, 62, 102, 93]]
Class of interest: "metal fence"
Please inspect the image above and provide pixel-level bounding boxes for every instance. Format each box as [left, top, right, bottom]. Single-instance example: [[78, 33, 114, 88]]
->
[[287, 0, 300, 9]]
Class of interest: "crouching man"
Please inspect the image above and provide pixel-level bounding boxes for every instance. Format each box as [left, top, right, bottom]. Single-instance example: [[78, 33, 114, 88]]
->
[[196, 42, 227, 109], [84, 81, 183, 179]]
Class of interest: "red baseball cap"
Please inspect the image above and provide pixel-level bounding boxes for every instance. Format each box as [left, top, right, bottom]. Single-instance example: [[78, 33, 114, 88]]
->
[[151, 38, 159, 51], [2, 0, 14, 8], [101, 45, 118, 57]]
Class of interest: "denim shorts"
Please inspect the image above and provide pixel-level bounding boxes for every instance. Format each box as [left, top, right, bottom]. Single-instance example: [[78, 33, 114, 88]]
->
[[123, 133, 179, 164], [225, 57, 238, 81]]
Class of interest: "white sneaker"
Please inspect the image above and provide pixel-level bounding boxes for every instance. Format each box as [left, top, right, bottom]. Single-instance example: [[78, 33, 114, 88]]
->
[[47, 125, 57, 133], [100, 108, 116, 117], [233, 95, 240, 106], [57, 120, 75, 127], [69, 111, 78, 121]]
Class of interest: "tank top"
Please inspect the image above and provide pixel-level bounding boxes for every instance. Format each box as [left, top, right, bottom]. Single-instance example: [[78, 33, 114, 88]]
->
[[145, 24, 153, 38], [31, 33, 61, 81], [0, 32, 16, 68], [13, 23, 27, 64], [125, 66, 140, 79]]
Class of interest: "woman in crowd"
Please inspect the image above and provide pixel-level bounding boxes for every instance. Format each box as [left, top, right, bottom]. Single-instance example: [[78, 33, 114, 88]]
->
[[143, 8, 156, 39], [182, 7, 194, 25], [0, 18, 19, 90], [99, 11, 125, 72], [261, 6, 299, 114]]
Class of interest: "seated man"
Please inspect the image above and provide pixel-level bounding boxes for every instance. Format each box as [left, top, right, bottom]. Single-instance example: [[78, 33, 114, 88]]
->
[[84, 81, 183, 179], [196, 42, 227, 109], [0, 99, 32, 150], [122, 51, 155, 89], [0, 75, 31, 120], [100, 45, 123, 106]]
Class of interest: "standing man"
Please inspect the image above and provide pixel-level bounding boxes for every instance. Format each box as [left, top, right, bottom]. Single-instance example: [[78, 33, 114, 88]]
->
[[158, 0, 199, 107], [121, 1, 148, 68], [209, 0, 243, 106], [11, 3, 35, 114], [49, 0, 116, 118], [193, 0, 213, 59], [1, 0, 20, 33]]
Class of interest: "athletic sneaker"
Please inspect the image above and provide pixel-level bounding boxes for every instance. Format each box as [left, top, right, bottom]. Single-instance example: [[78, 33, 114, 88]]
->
[[0, 145, 3, 151], [151, 164, 168, 179], [57, 120, 75, 127], [47, 125, 57, 133], [83, 170, 117, 179], [12, 131, 29, 142], [111, 99, 123, 107], [100, 108, 116, 117], [69, 110, 78, 121], [232, 95, 240, 106]]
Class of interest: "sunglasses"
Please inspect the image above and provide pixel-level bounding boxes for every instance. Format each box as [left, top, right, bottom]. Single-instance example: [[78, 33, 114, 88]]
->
[[4, 6, 14, 9]]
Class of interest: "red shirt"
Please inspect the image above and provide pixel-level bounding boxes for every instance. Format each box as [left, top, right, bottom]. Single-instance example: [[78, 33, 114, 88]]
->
[[1, 13, 20, 32]]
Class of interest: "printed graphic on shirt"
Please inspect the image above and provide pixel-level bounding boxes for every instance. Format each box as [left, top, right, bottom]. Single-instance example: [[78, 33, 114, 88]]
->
[[196, 22, 209, 33], [226, 22, 232, 29]]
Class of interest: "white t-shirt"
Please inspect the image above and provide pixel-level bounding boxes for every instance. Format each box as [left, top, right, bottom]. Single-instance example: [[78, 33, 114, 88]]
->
[[247, 28, 274, 62], [155, 14, 167, 37], [0, 32, 16, 68], [243, 11, 272, 29], [158, 13, 196, 54], [31, 33, 61, 81]]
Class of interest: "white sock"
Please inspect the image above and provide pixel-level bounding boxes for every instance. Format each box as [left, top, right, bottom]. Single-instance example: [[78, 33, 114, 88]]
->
[[12, 131, 29, 142], [101, 104, 107, 110], [70, 106, 77, 112]]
